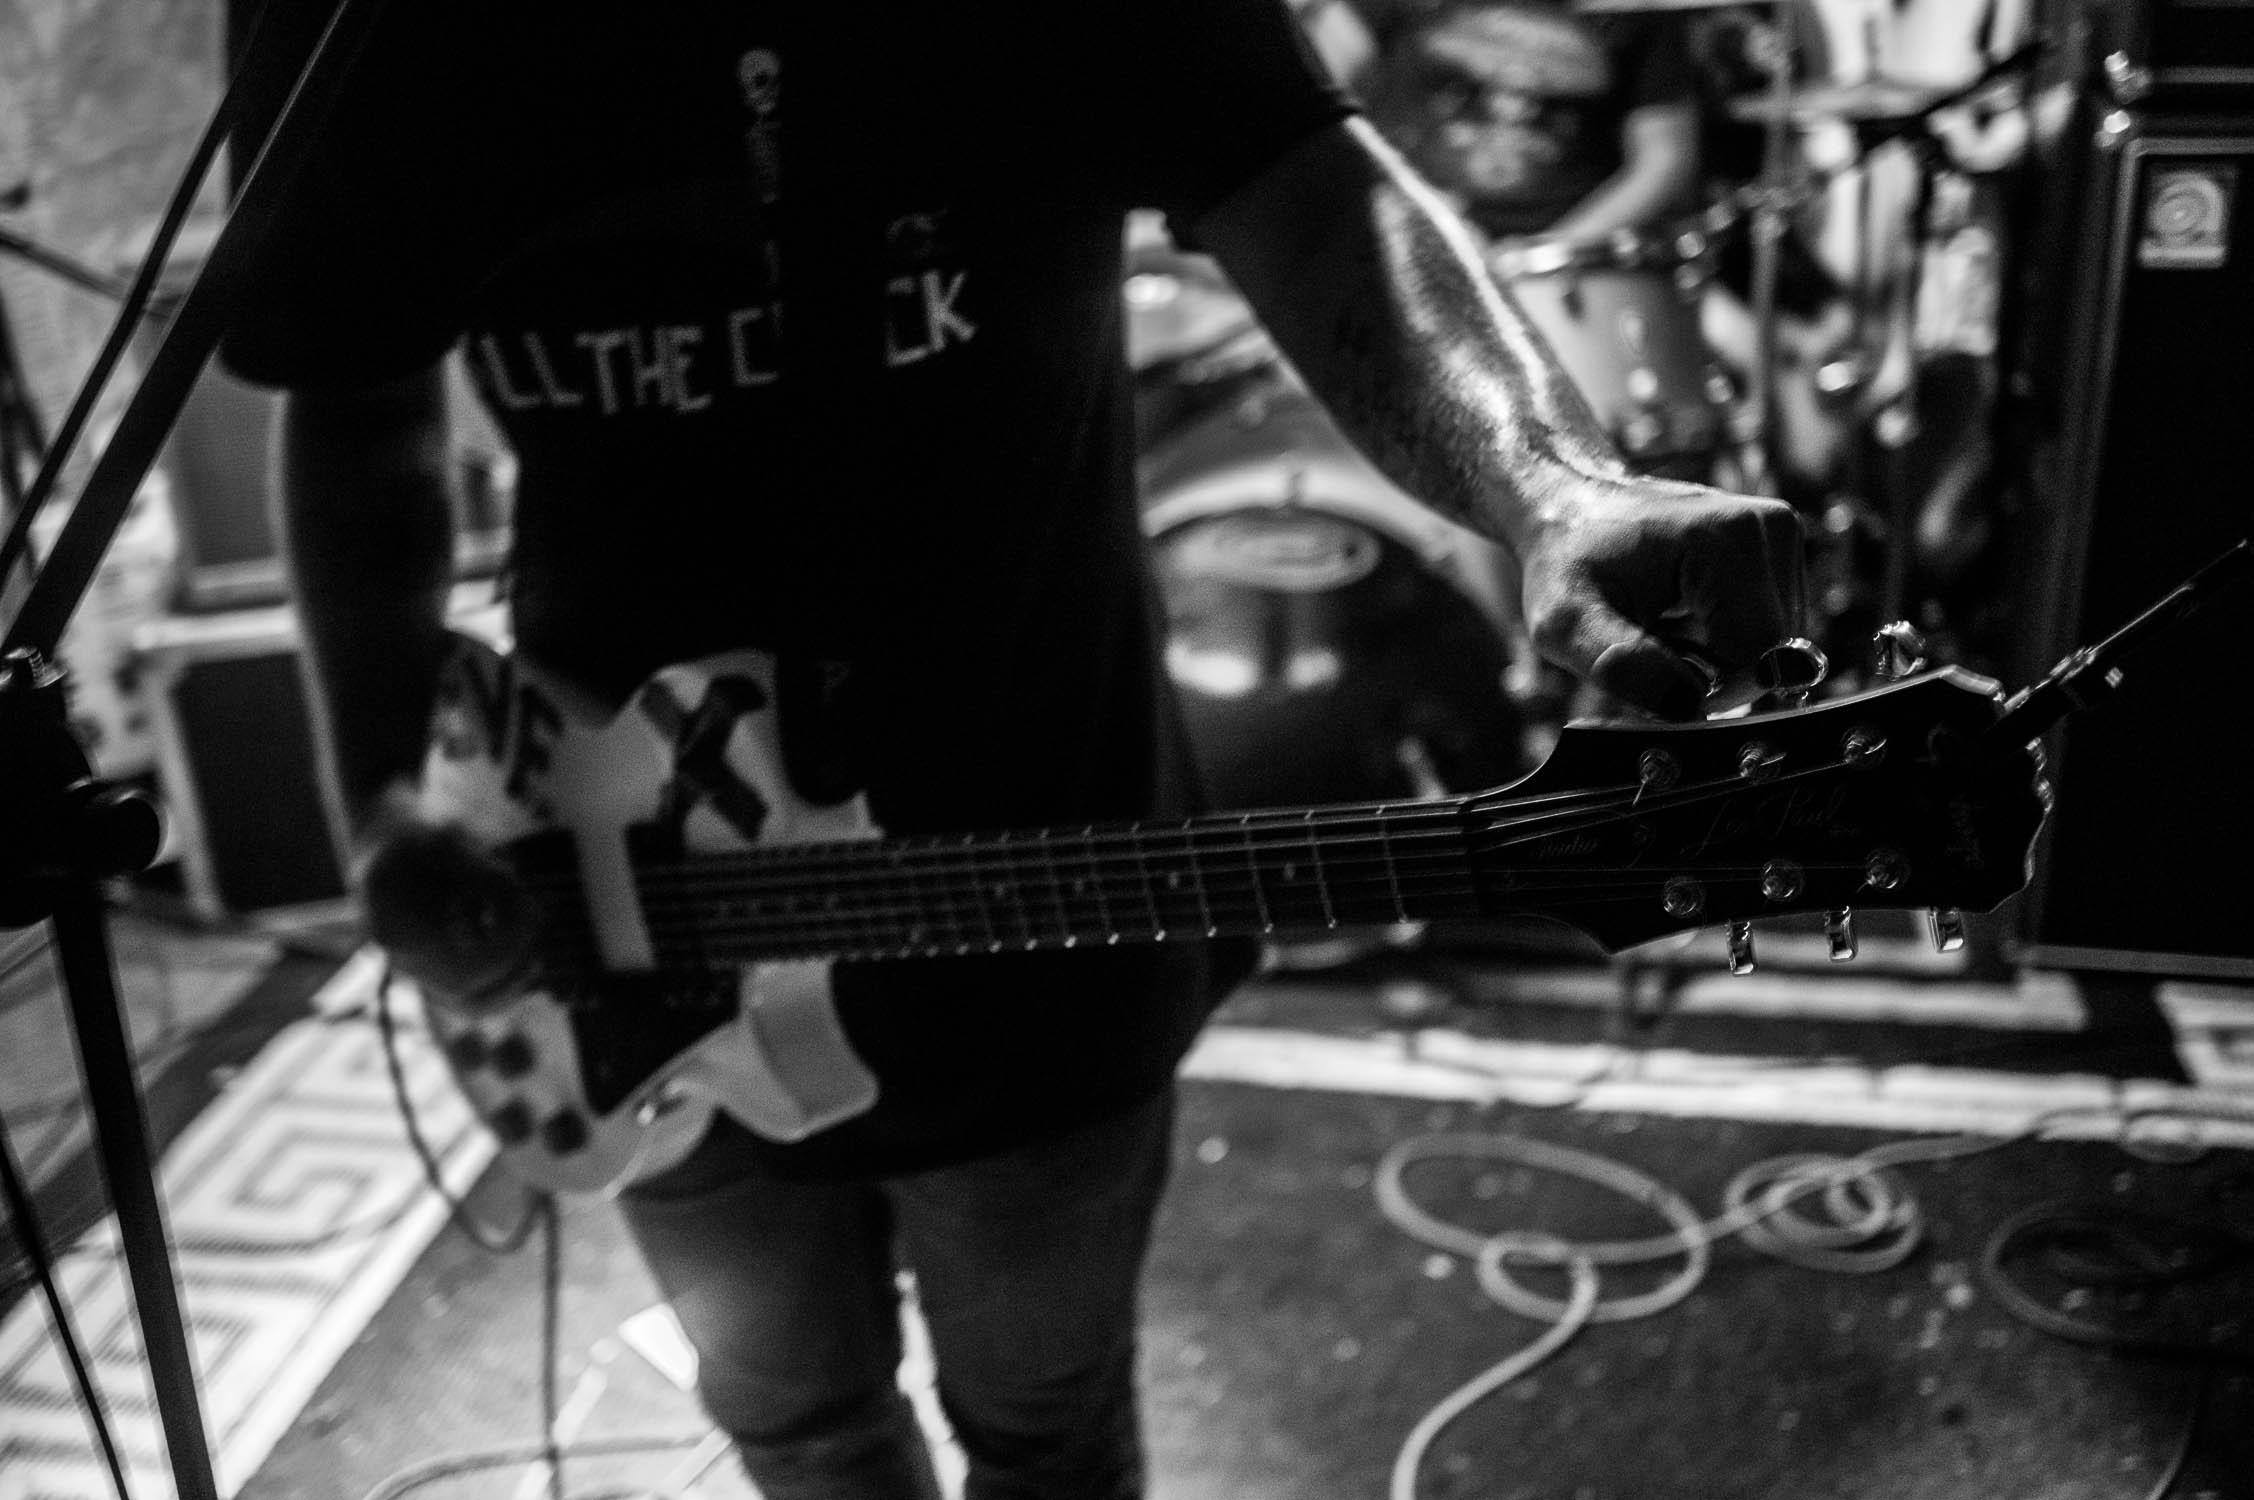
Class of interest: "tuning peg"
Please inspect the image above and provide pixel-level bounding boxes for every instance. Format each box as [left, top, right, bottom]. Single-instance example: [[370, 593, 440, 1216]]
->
[[1727, 919, 1756, 975], [1825, 908, 1858, 961], [1870, 621, 1929, 681], [1757, 639, 1829, 708], [1927, 908, 1967, 953]]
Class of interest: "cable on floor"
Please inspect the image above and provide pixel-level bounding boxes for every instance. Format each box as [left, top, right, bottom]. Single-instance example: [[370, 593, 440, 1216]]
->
[[1376, 1102, 2252, 1500]]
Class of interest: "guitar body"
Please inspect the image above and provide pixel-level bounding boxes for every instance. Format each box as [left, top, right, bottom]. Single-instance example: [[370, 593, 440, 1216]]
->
[[413, 635, 880, 1196]]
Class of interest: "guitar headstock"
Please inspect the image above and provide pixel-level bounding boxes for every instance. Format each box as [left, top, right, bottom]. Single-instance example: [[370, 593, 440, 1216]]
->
[[1464, 667, 2051, 960]]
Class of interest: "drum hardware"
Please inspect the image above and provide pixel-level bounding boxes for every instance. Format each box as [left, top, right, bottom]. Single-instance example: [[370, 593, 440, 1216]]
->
[[1487, 222, 1733, 480]]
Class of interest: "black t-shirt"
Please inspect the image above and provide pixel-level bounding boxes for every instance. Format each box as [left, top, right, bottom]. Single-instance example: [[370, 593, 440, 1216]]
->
[[1367, 1, 1693, 238], [224, 0, 1351, 1176]]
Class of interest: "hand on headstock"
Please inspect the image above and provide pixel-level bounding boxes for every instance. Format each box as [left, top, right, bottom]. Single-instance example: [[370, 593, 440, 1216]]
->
[[1472, 618, 2050, 973]]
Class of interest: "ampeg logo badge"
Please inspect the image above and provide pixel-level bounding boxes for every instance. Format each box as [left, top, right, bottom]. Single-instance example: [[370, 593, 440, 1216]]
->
[[2140, 164, 2236, 270]]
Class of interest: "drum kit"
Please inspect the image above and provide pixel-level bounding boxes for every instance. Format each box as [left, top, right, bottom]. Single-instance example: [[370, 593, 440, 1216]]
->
[[1129, 0, 2045, 817]]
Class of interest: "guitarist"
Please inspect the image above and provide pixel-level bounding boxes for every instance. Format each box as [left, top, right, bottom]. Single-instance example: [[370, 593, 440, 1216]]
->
[[220, 2, 1805, 1497]]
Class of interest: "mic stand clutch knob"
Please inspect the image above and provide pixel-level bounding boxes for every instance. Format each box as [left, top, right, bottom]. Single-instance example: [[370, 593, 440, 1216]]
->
[[0, 648, 163, 924]]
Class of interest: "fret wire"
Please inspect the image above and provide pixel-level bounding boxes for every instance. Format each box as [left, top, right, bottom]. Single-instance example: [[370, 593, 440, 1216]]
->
[[1036, 830, 1071, 946], [1375, 804, 1408, 922], [1306, 809, 1337, 928], [966, 833, 998, 952]]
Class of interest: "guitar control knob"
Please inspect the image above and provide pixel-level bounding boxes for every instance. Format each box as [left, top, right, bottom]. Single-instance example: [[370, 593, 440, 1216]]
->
[[489, 1032, 538, 1079], [1871, 622, 1929, 681], [541, 1109, 591, 1156], [1825, 908, 1857, 961], [444, 1030, 491, 1073], [1928, 908, 1967, 954], [488, 1100, 535, 1145], [1726, 919, 1756, 975]]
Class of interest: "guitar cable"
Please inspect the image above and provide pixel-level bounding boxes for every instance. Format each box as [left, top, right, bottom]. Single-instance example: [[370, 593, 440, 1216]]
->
[[1376, 1091, 2253, 1500], [365, 964, 728, 1500]]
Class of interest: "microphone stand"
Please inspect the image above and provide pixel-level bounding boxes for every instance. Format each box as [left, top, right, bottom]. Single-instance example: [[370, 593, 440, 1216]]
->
[[0, 2, 388, 1496]]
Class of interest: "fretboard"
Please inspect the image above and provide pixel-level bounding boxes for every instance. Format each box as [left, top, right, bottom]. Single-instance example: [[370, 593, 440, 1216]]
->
[[562, 800, 1486, 970]]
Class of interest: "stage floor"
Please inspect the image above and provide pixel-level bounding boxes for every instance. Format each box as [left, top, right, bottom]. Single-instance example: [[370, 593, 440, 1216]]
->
[[5, 917, 2253, 1500]]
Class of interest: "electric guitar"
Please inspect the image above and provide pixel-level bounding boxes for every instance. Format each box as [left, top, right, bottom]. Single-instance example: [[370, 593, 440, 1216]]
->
[[409, 633, 2051, 1196]]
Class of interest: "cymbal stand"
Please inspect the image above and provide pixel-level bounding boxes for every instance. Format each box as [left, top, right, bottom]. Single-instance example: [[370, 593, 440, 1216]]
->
[[1867, 114, 1950, 628], [1736, 0, 1804, 500]]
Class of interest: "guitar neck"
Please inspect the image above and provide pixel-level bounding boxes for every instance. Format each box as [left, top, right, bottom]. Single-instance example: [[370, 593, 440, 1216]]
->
[[609, 799, 1485, 966]]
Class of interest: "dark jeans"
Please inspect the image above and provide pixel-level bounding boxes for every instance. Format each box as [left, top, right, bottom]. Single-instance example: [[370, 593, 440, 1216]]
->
[[619, 1090, 1177, 1500]]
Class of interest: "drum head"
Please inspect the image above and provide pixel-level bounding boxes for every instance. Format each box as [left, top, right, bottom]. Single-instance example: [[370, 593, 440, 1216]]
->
[[1151, 507, 1526, 810]]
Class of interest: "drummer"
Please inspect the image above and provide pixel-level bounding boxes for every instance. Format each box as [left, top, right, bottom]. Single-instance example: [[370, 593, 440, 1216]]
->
[[1359, 0, 1704, 249]]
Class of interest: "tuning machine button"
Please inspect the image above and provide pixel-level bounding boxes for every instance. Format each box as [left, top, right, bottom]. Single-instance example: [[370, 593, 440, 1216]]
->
[[1638, 748, 1681, 793], [1727, 919, 1756, 975], [1928, 908, 1967, 953], [1825, 908, 1858, 961], [1871, 622, 1929, 681], [1756, 639, 1829, 708]]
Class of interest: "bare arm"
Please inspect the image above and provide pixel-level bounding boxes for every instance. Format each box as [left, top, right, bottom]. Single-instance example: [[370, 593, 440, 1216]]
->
[[277, 362, 529, 997], [276, 361, 459, 833], [1542, 99, 1701, 246], [1194, 118, 1802, 716]]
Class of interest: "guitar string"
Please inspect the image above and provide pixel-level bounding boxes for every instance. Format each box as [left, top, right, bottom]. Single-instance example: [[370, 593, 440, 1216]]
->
[[506, 756, 1909, 967], [498, 771, 1655, 899], [502, 767, 1708, 907], [527, 762, 1848, 938], [543, 768, 1871, 961], [620, 864, 1886, 962], [537, 755, 1850, 910]]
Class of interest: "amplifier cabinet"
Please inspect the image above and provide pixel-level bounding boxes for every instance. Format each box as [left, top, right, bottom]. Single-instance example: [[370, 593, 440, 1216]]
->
[[2016, 121, 2254, 979], [2081, 0, 2254, 108], [133, 589, 509, 919], [135, 605, 348, 917]]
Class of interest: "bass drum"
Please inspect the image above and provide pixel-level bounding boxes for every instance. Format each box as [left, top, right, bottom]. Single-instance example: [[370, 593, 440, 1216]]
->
[[1140, 379, 1530, 811]]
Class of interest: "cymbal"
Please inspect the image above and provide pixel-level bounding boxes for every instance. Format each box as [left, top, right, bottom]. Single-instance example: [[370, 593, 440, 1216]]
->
[[1727, 76, 1955, 126]]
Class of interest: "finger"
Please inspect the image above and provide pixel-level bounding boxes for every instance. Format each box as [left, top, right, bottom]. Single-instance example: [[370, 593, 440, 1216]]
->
[[1553, 597, 1717, 719], [1687, 501, 1808, 668]]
